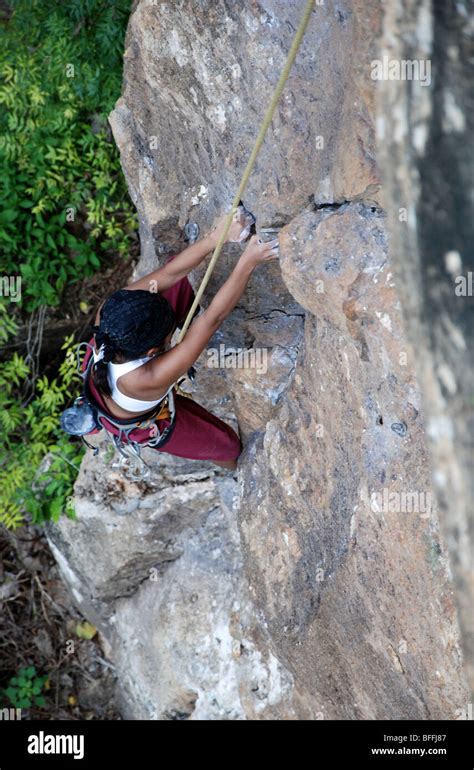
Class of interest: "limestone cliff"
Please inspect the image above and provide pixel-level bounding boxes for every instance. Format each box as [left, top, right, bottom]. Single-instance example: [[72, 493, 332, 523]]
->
[[46, 0, 470, 719]]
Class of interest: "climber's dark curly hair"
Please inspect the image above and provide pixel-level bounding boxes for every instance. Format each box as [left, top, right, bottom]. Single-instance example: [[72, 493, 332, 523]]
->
[[91, 289, 176, 398]]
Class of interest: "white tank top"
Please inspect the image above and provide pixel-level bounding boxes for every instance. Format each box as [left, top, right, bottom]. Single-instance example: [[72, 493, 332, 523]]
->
[[107, 356, 169, 413]]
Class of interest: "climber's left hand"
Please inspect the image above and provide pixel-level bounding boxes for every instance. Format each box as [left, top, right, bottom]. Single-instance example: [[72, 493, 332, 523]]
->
[[209, 208, 249, 245]]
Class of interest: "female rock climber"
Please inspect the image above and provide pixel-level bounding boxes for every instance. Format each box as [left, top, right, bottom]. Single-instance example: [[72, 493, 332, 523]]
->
[[85, 210, 279, 471]]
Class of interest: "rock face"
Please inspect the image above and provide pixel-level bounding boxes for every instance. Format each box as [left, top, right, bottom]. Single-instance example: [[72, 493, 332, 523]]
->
[[46, 0, 469, 718], [374, 0, 474, 695], [48, 448, 308, 719]]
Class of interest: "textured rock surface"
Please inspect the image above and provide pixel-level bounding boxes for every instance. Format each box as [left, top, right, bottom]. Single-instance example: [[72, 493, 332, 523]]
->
[[48, 445, 312, 719], [110, 0, 380, 269], [241, 201, 465, 718], [374, 0, 473, 693], [46, 0, 469, 718]]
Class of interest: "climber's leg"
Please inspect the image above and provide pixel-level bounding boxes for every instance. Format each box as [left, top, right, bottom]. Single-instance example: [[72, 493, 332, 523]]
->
[[152, 392, 242, 463]]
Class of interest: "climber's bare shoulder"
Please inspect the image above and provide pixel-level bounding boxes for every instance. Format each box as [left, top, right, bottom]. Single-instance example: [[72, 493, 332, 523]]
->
[[109, 339, 203, 406], [147, 311, 219, 391]]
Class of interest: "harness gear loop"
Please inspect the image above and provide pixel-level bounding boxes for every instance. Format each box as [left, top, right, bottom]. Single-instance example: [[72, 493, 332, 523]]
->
[[176, 0, 315, 344]]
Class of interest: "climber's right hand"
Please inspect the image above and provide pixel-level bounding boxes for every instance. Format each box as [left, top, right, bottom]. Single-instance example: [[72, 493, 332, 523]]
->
[[240, 234, 279, 267]]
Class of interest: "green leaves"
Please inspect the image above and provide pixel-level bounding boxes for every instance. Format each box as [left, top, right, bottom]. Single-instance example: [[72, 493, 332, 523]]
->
[[0, 0, 134, 528], [0, 0, 136, 311], [0, 324, 84, 529], [2, 666, 49, 710]]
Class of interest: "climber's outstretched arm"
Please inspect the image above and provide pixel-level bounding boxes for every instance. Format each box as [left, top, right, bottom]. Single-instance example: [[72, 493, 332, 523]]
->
[[124, 211, 248, 293], [145, 235, 279, 392]]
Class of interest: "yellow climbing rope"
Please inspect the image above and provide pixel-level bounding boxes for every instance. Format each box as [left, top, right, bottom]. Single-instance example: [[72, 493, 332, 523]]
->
[[176, 0, 315, 343]]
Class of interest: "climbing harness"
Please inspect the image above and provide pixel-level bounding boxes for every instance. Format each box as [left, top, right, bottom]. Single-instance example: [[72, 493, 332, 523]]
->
[[61, 342, 176, 480]]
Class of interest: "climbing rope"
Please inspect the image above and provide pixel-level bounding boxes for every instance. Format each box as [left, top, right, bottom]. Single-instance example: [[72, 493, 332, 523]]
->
[[176, 0, 315, 343]]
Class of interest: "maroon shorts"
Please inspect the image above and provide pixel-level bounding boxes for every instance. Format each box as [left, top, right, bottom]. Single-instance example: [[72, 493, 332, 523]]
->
[[83, 258, 242, 463]]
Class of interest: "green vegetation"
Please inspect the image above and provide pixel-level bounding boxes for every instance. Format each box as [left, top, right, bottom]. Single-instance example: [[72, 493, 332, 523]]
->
[[0, 0, 136, 528], [2, 666, 49, 709], [0, 306, 83, 529]]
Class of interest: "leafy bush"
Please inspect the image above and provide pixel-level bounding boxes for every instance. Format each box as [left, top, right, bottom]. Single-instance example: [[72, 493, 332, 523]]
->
[[0, 0, 136, 309], [0, 303, 84, 529], [0, 1, 134, 528]]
